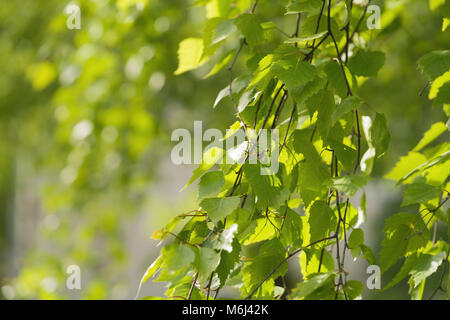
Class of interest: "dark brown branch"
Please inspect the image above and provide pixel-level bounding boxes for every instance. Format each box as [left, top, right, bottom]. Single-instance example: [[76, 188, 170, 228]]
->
[[187, 272, 199, 300], [271, 91, 288, 129], [279, 103, 297, 154], [206, 272, 214, 300]]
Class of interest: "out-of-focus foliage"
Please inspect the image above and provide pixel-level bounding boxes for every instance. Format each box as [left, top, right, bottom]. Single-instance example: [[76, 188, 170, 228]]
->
[[0, 0, 231, 299], [0, 0, 448, 300]]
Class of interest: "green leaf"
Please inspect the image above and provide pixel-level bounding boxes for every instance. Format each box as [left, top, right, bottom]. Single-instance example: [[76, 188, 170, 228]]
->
[[279, 206, 303, 248], [204, 49, 236, 78], [360, 244, 376, 265], [413, 122, 448, 151], [379, 213, 427, 272], [429, 70, 450, 100], [295, 134, 330, 206], [435, 81, 450, 105], [409, 252, 446, 288], [243, 218, 278, 245], [401, 182, 441, 207], [248, 54, 274, 88], [348, 50, 385, 77], [174, 38, 205, 75], [183, 147, 224, 190], [344, 280, 364, 300], [140, 296, 165, 300], [385, 151, 428, 182], [285, 0, 323, 14], [418, 50, 450, 80], [243, 164, 282, 208], [161, 243, 195, 271], [299, 248, 335, 279], [272, 60, 317, 91], [242, 239, 287, 297], [364, 112, 390, 156], [140, 255, 163, 284], [330, 175, 370, 197], [306, 89, 335, 140], [212, 19, 237, 45], [348, 228, 364, 249], [394, 150, 450, 184], [234, 14, 264, 47], [409, 277, 425, 300], [237, 89, 259, 113], [324, 60, 348, 98], [194, 247, 221, 282], [308, 200, 336, 243], [332, 96, 363, 125], [384, 253, 418, 291], [135, 254, 163, 299], [216, 238, 241, 287], [328, 139, 357, 172], [214, 86, 231, 107], [284, 31, 328, 44], [293, 129, 321, 162], [200, 196, 240, 224], [202, 18, 225, 57], [289, 272, 335, 299], [198, 171, 225, 200]]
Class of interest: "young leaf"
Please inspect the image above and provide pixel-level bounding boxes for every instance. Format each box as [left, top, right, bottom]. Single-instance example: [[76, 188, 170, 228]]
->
[[242, 239, 288, 297], [330, 175, 370, 197], [379, 213, 427, 272], [409, 252, 446, 288], [200, 196, 240, 224], [412, 122, 447, 151], [385, 151, 428, 182], [284, 31, 328, 44], [161, 243, 195, 271], [289, 272, 335, 299], [285, 0, 323, 14], [307, 200, 336, 243], [332, 96, 363, 125], [194, 247, 221, 282], [348, 228, 364, 249], [417, 50, 450, 80], [139, 255, 162, 285], [401, 182, 441, 207], [234, 13, 264, 47], [272, 60, 317, 91], [216, 238, 241, 287], [183, 147, 224, 190], [344, 280, 364, 300], [243, 164, 282, 208], [174, 38, 205, 75], [198, 170, 225, 200], [348, 50, 385, 77], [383, 253, 418, 291], [204, 49, 236, 78], [211, 19, 237, 45]]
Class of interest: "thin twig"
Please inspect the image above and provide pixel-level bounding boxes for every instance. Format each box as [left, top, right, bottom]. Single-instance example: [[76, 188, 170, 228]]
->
[[187, 272, 199, 300]]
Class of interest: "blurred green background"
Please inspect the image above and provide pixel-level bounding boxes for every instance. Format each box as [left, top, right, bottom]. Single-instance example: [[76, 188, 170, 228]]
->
[[0, 0, 448, 299]]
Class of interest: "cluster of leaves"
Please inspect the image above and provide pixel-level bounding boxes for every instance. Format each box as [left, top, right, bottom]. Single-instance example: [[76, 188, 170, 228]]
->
[[140, 0, 393, 300], [379, 1, 450, 299]]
